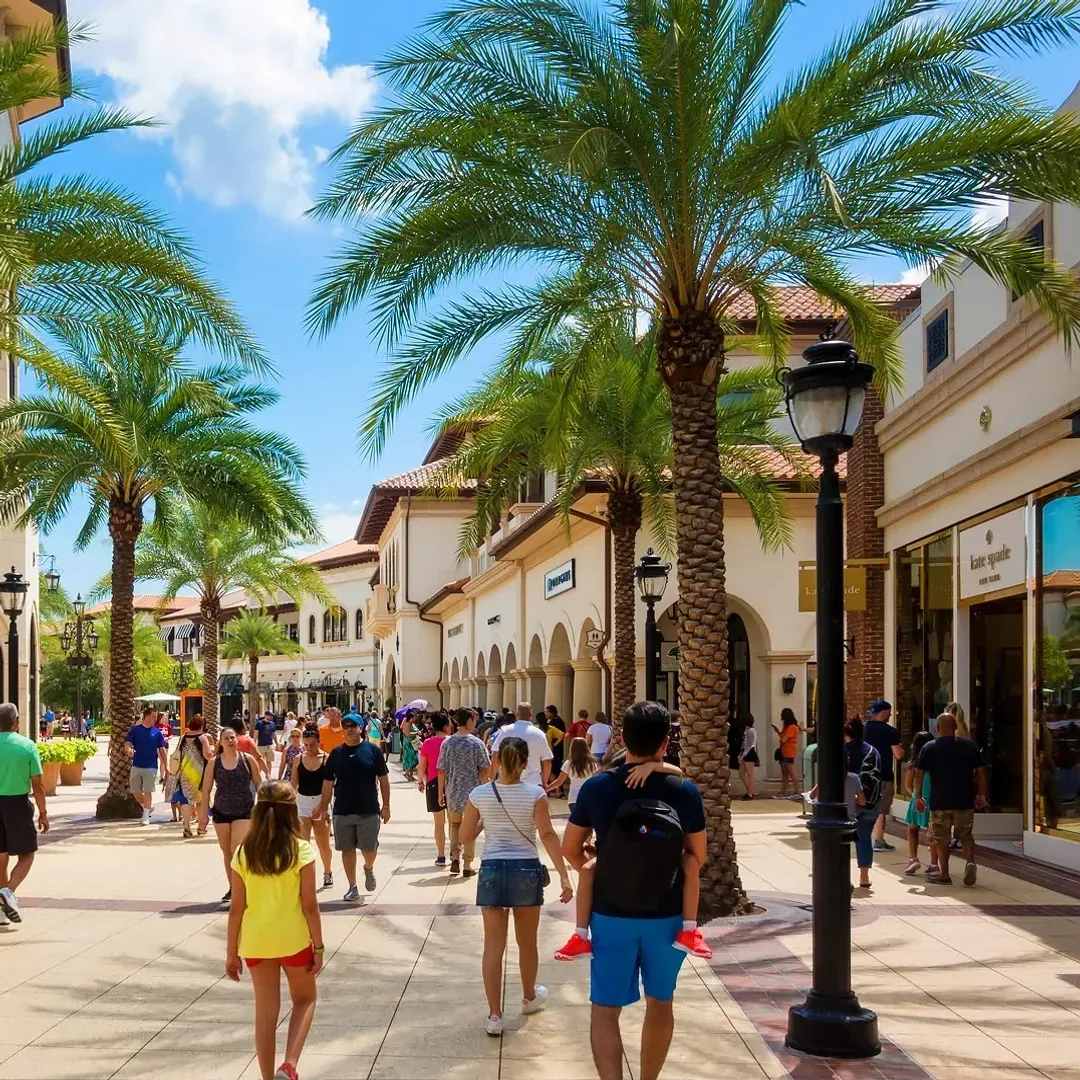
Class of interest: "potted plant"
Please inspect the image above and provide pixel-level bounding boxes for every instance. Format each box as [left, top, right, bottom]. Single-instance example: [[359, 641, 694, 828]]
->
[[38, 740, 77, 796], [60, 738, 98, 786]]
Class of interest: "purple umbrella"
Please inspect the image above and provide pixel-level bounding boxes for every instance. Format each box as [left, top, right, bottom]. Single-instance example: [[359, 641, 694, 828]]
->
[[395, 698, 431, 719]]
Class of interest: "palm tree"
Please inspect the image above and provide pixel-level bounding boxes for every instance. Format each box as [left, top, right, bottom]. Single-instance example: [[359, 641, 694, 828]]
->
[[132, 504, 331, 733], [220, 610, 305, 721], [0, 322, 316, 818], [309, 0, 1080, 917], [432, 315, 802, 725], [0, 20, 263, 368]]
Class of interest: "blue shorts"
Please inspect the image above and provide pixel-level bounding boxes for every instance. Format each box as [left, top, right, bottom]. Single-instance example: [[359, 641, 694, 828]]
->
[[589, 913, 686, 1007], [476, 858, 545, 908]]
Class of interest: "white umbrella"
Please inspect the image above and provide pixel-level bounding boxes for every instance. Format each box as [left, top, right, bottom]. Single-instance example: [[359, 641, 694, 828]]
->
[[403, 698, 430, 712], [135, 692, 182, 702]]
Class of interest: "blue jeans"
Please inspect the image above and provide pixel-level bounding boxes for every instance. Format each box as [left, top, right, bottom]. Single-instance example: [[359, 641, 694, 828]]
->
[[854, 802, 880, 870], [476, 858, 545, 908]]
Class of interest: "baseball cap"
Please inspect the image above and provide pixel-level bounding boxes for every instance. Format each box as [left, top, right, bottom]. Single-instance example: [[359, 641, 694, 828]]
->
[[341, 714, 360, 728], [869, 699, 892, 716]]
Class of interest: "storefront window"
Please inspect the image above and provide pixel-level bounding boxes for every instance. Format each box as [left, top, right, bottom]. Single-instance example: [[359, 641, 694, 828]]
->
[[1035, 479, 1080, 839], [895, 533, 954, 760]]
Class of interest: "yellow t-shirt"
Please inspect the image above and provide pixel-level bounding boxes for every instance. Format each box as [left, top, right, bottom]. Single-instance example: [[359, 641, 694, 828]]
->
[[231, 838, 315, 959]]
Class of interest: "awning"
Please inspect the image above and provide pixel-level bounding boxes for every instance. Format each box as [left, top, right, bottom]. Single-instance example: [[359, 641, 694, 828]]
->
[[219, 674, 244, 694], [158, 627, 171, 643], [176, 624, 195, 643]]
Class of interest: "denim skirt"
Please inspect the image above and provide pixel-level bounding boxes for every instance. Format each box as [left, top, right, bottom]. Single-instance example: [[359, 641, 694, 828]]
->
[[476, 857, 545, 908]]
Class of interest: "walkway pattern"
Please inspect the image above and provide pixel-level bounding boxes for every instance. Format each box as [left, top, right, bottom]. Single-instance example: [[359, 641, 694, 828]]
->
[[2, 758, 1080, 1079]]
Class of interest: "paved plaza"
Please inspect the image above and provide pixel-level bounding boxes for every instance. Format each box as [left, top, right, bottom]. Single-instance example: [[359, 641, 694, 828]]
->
[[3, 755, 1080, 1080]]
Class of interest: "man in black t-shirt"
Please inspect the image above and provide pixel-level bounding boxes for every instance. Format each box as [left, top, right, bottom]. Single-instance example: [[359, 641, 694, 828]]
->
[[913, 713, 988, 887], [315, 714, 390, 901], [864, 700, 903, 852]]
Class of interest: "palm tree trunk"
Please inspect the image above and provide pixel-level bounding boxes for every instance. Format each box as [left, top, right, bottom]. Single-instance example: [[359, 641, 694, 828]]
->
[[200, 597, 221, 737], [97, 498, 144, 819], [247, 655, 258, 723], [608, 487, 643, 739], [658, 311, 749, 919], [100, 662, 111, 726]]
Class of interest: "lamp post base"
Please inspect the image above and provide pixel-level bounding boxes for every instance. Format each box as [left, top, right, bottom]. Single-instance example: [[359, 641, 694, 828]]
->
[[786, 994, 880, 1059]]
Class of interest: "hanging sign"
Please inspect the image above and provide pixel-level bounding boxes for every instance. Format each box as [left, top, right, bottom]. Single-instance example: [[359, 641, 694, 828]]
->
[[585, 628, 605, 650], [660, 643, 680, 672], [959, 507, 1026, 599]]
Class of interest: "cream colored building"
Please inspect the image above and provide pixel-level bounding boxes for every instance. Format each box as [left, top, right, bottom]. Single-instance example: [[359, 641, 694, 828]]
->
[[880, 80, 1080, 871]]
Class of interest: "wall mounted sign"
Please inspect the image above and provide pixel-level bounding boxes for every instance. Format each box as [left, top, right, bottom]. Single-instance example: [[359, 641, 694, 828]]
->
[[660, 643, 680, 672], [543, 559, 576, 600], [585, 627, 605, 650], [959, 506, 1026, 599], [446, 623, 464, 638], [487, 615, 501, 625], [798, 566, 867, 612]]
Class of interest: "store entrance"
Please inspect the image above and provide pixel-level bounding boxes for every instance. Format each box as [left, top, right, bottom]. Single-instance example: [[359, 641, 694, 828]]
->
[[970, 595, 1025, 813]]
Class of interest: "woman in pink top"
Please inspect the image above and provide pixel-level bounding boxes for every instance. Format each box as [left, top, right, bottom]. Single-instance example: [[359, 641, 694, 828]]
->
[[417, 714, 451, 867]]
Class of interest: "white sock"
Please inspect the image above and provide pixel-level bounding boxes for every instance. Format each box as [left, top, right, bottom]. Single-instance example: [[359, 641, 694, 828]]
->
[[575, 927, 589, 940], [682, 920, 696, 932]]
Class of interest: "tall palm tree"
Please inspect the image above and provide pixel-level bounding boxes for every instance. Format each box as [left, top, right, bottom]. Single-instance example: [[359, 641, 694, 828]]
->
[[132, 504, 331, 733], [0, 322, 316, 818], [309, 0, 1080, 916], [432, 315, 802, 724], [220, 611, 305, 722], [0, 20, 263, 368]]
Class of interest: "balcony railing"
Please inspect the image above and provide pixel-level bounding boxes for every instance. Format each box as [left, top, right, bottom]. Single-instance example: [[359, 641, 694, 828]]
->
[[366, 584, 397, 640]]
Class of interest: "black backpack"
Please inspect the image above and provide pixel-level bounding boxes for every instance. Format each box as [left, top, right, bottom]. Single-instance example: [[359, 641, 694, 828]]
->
[[593, 785, 686, 915]]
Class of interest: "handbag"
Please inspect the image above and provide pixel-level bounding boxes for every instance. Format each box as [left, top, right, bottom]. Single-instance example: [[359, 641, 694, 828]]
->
[[774, 747, 782, 762], [489, 782, 551, 887]]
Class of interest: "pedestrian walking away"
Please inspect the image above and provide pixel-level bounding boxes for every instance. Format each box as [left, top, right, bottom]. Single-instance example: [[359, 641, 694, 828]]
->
[[459, 737, 572, 1035], [491, 702, 553, 788], [864, 699, 903, 851], [226, 780, 324, 1080], [437, 708, 491, 876], [738, 713, 759, 799], [0, 703, 48, 926], [562, 701, 708, 1080], [913, 712, 988, 886], [315, 713, 390, 901], [586, 711, 613, 760], [201, 727, 260, 906], [418, 713, 450, 866], [845, 718, 883, 890], [125, 706, 168, 825], [172, 715, 212, 838], [290, 727, 334, 887], [903, 731, 937, 876]]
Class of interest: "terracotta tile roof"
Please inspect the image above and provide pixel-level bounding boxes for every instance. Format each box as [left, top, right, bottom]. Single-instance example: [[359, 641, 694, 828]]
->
[[301, 539, 378, 570], [1045, 570, 1080, 590], [750, 448, 847, 482], [726, 284, 919, 323], [84, 595, 187, 618], [419, 576, 471, 614], [160, 589, 248, 623], [356, 458, 478, 545]]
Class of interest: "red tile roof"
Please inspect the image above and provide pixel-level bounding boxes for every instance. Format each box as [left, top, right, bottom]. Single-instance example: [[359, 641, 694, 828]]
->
[[301, 539, 378, 570], [356, 458, 478, 545], [84, 595, 188, 618], [1045, 570, 1080, 590], [726, 284, 920, 323]]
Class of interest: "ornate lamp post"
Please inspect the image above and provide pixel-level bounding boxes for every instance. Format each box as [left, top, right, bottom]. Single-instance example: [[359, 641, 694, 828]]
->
[[781, 340, 878, 1059], [61, 594, 98, 726], [634, 549, 671, 702], [355, 679, 368, 712], [0, 568, 29, 706]]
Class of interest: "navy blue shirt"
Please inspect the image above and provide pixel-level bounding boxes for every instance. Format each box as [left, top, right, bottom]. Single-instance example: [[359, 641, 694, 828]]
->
[[253, 718, 277, 747], [569, 764, 707, 919], [864, 720, 901, 785], [324, 741, 389, 817], [125, 723, 165, 769], [914, 736, 985, 811]]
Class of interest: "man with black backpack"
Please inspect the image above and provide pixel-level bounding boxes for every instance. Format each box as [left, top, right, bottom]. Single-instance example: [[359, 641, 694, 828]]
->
[[563, 701, 706, 1080], [845, 717, 883, 891]]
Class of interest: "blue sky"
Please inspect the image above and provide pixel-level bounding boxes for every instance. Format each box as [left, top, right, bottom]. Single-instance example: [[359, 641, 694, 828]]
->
[[38, 0, 1080, 598]]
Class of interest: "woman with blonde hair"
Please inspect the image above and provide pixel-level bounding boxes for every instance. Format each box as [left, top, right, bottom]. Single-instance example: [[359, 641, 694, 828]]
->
[[460, 737, 573, 1035], [945, 702, 970, 739], [227, 780, 323, 1080]]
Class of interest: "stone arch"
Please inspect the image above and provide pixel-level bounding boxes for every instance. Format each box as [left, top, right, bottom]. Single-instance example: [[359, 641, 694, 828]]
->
[[476, 652, 487, 680], [576, 617, 598, 659], [451, 657, 460, 683], [544, 623, 574, 719], [504, 641, 517, 672], [528, 633, 545, 668], [487, 644, 503, 713], [501, 641, 518, 711], [462, 656, 470, 682], [548, 622, 572, 665], [488, 644, 503, 678], [384, 655, 397, 708], [526, 634, 546, 712]]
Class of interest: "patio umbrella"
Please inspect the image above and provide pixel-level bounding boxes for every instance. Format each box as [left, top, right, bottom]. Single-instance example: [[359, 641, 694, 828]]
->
[[394, 698, 431, 719], [135, 693, 182, 702]]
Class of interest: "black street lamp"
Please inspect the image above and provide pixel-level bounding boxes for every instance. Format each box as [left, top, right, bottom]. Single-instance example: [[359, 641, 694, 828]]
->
[[0, 567, 29, 707], [781, 340, 878, 1059], [61, 594, 98, 725], [41, 554, 62, 595], [355, 679, 368, 711], [635, 549, 670, 702]]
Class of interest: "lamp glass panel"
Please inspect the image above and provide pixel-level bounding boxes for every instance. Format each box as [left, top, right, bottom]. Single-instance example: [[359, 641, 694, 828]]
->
[[841, 386, 866, 437], [788, 385, 852, 443]]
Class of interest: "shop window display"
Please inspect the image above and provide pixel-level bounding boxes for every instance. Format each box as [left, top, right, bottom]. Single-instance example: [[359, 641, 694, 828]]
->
[[1035, 480, 1080, 839]]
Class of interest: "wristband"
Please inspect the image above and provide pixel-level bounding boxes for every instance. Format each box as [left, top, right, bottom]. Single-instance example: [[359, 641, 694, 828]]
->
[[313, 945, 325, 954]]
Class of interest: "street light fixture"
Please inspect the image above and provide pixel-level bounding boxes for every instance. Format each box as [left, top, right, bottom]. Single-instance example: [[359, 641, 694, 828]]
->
[[61, 594, 98, 726], [41, 554, 61, 594], [634, 549, 670, 702], [0, 567, 29, 706], [781, 339, 878, 1060]]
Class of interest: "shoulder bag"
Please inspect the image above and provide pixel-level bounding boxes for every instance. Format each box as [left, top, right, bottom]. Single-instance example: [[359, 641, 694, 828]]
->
[[489, 782, 550, 887]]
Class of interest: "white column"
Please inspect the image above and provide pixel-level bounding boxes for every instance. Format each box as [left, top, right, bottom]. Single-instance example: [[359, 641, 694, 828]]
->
[[525, 667, 546, 711], [472, 677, 488, 712], [758, 651, 812, 781], [461, 678, 477, 710], [486, 675, 503, 713], [571, 658, 603, 718], [504, 670, 522, 711], [543, 663, 574, 719]]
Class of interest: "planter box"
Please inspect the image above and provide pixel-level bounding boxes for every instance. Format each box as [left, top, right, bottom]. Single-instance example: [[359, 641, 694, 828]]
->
[[59, 762, 85, 787], [41, 761, 61, 796]]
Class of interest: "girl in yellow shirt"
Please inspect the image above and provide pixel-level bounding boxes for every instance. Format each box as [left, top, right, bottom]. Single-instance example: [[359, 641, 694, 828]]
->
[[227, 780, 324, 1080]]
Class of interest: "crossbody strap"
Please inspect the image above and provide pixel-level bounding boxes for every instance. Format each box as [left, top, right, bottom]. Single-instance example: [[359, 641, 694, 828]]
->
[[490, 782, 536, 847]]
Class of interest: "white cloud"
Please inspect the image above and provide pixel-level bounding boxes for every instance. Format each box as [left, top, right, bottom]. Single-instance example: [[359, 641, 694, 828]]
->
[[315, 500, 365, 547], [971, 194, 1009, 231], [900, 262, 930, 285], [79, 0, 376, 221]]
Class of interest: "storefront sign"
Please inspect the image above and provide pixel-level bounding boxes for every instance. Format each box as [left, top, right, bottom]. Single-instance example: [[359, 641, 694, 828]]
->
[[544, 559, 576, 599], [660, 643, 680, 672], [486, 615, 500, 625], [959, 507, 1026, 599], [798, 567, 867, 612], [446, 623, 464, 638], [585, 628, 605, 649]]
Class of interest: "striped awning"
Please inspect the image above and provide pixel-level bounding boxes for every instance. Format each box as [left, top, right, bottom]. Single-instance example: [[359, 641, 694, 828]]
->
[[175, 624, 195, 643]]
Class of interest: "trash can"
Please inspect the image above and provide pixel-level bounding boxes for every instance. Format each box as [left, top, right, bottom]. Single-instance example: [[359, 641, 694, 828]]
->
[[801, 743, 818, 817]]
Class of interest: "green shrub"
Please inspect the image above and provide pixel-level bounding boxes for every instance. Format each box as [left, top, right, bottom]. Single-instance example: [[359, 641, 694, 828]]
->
[[71, 738, 98, 762], [38, 739, 78, 764]]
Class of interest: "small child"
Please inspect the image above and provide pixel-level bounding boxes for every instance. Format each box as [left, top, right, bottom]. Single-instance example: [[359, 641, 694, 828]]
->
[[554, 758, 712, 962], [278, 727, 304, 781], [904, 731, 937, 876], [546, 736, 598, 810], [226, 781, 324, 1080]]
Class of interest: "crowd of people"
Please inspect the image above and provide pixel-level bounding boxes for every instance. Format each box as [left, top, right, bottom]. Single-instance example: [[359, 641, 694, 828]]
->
[[37, 704, 95, 740]]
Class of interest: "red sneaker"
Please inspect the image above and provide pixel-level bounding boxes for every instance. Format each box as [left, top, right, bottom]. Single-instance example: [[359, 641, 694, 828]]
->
[[554, 934, 592, 961], [274, 1064, 299, 1080], [673, 928, 713, 959]]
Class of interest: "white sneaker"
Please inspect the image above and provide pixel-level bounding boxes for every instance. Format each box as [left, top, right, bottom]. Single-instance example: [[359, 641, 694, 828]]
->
[[522, 985, 548, 1015], [0, 887, 21, 923], [485, 1014, 504, 1036], [140, 809, 151, 826], [0, 908, 9, 927]]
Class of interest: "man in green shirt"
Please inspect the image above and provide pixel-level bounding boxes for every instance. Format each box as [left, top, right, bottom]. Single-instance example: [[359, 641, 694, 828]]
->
[[0, 702, 48, 925]]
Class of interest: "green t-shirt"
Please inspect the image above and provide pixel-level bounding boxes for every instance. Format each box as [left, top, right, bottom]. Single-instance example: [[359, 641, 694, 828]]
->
[[0, 731, 42, 796]]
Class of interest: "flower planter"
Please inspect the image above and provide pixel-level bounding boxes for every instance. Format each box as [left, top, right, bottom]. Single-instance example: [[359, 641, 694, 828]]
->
[[59, 762, 85, 787], [41, 761, 62, 796]]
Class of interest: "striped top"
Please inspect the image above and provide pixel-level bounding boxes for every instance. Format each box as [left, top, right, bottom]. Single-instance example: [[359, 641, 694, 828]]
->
[[468, 781, 545, 861]]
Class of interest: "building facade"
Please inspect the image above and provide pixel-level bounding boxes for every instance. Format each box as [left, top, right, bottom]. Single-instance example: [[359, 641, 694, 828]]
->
[[880, 80, 1080, 870]]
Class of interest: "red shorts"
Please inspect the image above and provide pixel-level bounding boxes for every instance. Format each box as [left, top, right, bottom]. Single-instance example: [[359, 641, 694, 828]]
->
[[245, 945, 314, 969]]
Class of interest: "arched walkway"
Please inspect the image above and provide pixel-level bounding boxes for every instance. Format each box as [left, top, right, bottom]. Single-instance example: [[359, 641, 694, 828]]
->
[[450, 657, 461, 710], [503, 642, 518, 711], [545, 623, 574, 718], [572, 618, 603, 718], [526, 634, 546, 712], [487, 644, 503, 714]]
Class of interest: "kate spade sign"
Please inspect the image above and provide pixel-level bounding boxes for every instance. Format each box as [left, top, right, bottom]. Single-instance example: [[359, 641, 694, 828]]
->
[[959, 507, 1026, 599]]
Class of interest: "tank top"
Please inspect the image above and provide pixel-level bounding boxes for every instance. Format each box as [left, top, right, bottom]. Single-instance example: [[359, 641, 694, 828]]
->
[[213, 753, 255, 816], [297, 755, 326, 797], [283, 743, 303, 773]]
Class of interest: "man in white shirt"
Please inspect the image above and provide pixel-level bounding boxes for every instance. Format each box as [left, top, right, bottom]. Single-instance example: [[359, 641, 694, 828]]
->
[[490, 702, 553, 788], [587, 715, 613, 758]]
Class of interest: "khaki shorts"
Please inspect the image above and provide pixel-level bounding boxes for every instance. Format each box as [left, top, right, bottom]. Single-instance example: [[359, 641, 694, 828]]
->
[[929, 809, 974, 846], [129, 767, 158, 795], [879, 781, 895, 820], [258, 744, 275, 767]]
